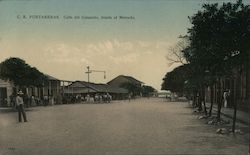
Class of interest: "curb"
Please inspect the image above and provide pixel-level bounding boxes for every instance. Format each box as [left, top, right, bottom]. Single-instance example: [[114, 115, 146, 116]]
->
[[213, 109, 250, 126]]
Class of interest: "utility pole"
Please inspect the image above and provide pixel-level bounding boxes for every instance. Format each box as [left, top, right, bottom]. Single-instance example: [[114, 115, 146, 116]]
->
[[85, 66, 91, 94], [85, 66, 106, 94]]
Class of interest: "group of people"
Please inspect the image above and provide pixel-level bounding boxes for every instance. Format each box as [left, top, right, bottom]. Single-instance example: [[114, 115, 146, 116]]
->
[[13, 92, 113, 123], [89, 93, 112, 103], [10, 94, 53, 108], [62, 93, 113, 104], [95, 93, 112, 103], [10, 91, 53, 123]]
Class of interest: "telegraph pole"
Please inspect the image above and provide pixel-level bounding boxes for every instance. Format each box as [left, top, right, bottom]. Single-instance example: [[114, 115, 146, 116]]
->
[[85, 66, 106, 94], [86, 66, 91, 94]]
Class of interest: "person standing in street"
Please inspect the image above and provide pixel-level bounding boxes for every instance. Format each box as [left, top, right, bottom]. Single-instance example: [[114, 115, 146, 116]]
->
[[16, 91, 27, 122], [223, 90, 228, 108], [128, 93, 131, 102]]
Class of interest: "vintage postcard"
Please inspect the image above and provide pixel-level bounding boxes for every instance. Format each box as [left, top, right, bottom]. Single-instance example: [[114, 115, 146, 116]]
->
[[0, 0, 249, 155]]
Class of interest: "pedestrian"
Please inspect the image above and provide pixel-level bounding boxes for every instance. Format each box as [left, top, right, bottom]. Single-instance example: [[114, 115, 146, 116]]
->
[[223, 90, 230, 108], [86, 94, 90, 102], [31, 95, 36, 106], [10, 93, 16, 109], [107, 93, 112, 103], [16, 91, 27, 122], [99, 95, 103, 103], [128, 93, 131, 102], [81, 95, 85, 102], [103, 94, 107, 103], [44, 95, 48, 106], [94, 94, 99, 103]]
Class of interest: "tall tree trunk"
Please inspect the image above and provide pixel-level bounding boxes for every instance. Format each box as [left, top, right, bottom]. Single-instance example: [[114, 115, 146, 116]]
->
[[192, 90, 196, 108], [246, 56, 250, 103], [202, 85, 207, 115], [232, 77, 238, 132], [209, 84, 214, 117], [217, 78, 222, 121], [232, 67, 242, 132], [198, 89, 202, 111]]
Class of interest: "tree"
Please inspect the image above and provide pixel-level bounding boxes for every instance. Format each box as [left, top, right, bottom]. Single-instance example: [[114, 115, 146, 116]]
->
[[182, 0, 250, 130], [120, 82, 142, 97], [161, 64, 191, 96], [142, 85, 156, 97], [0, 57, 47, 89], [166, 38, 188, 66]]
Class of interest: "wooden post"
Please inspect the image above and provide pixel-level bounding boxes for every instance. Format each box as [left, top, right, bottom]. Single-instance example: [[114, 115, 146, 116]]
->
[[232, 77, 237, 133], [209, 84, 214, 116], [62, 81, 64, 96], [246, 58, 250, 102], [217, 78, 222, 121], [203, 85, 207, 115]]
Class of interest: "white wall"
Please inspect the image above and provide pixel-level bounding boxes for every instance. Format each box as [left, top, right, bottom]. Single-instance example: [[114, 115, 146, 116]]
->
[[0, 79, 14, 106]]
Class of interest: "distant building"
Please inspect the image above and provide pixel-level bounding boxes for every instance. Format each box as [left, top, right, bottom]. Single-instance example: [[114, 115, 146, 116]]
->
[[204, 67, 250, 112], [43, 74, 61, 100], [107, 75, 144, 97], [63, 81, 129, 100], [157, 90, 171, 98], [0, 74, 61, 107], [107, 75, 144, 88], [0, 79, 14, 106]]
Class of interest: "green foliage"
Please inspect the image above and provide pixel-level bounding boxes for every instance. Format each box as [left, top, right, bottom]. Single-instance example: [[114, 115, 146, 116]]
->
[[162, 0, 249, 96], [0, 57, 47, 87], [185, 0, 250, 77], [161, 64, 191, 94], [181, 0, 249, 90], [120, 82, 142, 96], [142, 85, 156, 96]]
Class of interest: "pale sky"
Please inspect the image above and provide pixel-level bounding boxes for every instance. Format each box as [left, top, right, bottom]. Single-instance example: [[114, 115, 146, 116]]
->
[[0, 0, 245, 90]]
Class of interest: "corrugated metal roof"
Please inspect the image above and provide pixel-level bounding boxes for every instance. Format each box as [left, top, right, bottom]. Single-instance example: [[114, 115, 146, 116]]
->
[[65, 81, 128, 94], [107, 75, 144, 85], [45, 74, 60, 81], [123, 75, 144, 84], [63, 87, 96, 94]]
